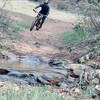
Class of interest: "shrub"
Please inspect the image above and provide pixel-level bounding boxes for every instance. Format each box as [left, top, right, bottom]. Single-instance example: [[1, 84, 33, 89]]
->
[[83, 3, 100, 35], [62, 23, 89, 45]]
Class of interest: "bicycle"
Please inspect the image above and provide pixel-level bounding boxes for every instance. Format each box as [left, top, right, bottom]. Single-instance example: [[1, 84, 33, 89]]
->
[[30, 9, 47, 31]]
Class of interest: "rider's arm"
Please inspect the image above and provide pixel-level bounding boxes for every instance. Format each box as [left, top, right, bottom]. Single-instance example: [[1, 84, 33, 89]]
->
[[35, 4, 43, 9], [47, 7, 50, 16]]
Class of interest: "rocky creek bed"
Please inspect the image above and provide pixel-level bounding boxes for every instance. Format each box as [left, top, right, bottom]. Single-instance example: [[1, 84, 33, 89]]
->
[[0, 52, 100, 99]]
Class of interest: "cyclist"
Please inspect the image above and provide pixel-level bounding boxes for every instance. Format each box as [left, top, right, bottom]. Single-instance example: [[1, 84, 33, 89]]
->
[[30, 1, 50, 31]]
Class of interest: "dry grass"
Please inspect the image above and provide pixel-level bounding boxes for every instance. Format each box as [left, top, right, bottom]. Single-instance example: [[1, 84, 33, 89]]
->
[[0, 81, 65, 100]]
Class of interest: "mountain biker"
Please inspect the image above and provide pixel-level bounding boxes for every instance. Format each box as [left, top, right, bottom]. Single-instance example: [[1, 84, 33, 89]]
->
[[34, 1, 50, 29]]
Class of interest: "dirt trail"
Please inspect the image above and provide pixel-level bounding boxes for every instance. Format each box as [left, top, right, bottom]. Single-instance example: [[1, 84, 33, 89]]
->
[[13, 19, 76, 59]]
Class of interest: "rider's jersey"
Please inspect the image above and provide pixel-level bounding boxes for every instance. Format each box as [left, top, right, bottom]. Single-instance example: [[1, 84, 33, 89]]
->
[[36, 4, 50, 15]]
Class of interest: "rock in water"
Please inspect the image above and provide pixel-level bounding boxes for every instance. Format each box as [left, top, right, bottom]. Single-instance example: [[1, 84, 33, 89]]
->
[[48, 59, 62, 67], [39, 73, 65, 86], [0, 68, 10, 75], [8, 70, 22, 77], [5, 53, 18, 63], [18, 55, 45, 66]]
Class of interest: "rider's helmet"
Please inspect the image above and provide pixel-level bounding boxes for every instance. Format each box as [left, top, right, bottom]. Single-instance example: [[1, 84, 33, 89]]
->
[[44, 1, 49, 4]]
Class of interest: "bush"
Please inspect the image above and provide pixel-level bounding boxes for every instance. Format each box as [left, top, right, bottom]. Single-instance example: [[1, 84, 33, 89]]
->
[[56, 1, 68, 10], [84, 3, 100, 35], [62, 23, 89, 45], [91, 40, 100, 56]]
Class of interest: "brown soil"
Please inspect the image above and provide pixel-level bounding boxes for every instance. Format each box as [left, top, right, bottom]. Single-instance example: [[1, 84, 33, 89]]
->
[[11, 18, 86, 61], [0, 0, 85, 61]]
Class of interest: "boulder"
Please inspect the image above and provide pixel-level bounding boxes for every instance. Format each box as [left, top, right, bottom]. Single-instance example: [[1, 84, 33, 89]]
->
[[76, 52, 95, 64], [0, 68, 10, 75], [18, 55, 45, 66], [8, 70, 22, 77], [70, 64, 90, 75], [48, 59, 62, 67], [39, 73, 65, 86]]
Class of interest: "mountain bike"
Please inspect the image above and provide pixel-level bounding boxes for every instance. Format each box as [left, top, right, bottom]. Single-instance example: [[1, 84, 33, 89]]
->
[[30, 9, 47, 31]]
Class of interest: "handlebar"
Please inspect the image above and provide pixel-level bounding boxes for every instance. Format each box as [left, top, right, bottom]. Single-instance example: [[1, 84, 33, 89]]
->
[[33, 9, 37, 13], [33, 9, 47, 17]]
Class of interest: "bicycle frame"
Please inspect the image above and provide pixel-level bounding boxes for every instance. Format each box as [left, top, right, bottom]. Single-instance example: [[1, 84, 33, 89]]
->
[[35, 14, 43, 26], [30, 9, 47, 31]]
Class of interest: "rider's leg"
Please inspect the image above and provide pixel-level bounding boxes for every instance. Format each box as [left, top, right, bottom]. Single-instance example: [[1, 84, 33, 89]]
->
[[40, 16, 46, 28]]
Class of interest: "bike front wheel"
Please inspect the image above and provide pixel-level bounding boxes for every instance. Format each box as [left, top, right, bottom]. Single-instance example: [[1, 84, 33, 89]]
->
[[30, 21, 35, 31], [36, 19, 42, 31]]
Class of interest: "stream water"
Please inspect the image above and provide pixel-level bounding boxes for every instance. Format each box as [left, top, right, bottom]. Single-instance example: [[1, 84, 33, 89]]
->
[[0, 53, 74, 87]]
